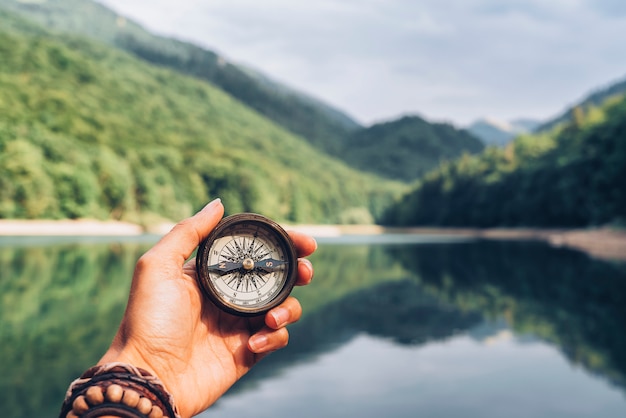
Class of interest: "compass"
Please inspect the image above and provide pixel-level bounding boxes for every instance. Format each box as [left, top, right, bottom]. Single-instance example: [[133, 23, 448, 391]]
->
[[196, 213, 298, 316]]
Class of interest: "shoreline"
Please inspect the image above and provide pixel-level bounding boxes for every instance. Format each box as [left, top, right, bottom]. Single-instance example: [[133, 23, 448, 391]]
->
[[1, 219, 624, 262], [289, 224, 626, 262]]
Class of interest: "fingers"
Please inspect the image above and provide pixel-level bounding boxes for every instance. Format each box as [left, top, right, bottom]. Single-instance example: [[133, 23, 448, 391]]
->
[[288, 230, 317, 257], [149, 199, 224, 264], [248, 297, 302, 353], [248, 328, 290, 353], [296, 258, 314, 286], [266, 297, 302, 329], [288, 230, 316, 286]]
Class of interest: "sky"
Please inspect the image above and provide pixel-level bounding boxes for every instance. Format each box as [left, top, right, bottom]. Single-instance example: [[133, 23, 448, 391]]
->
[[98, 0, 626, 127]]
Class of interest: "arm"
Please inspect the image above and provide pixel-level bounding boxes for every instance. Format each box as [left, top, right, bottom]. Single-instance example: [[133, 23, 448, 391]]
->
[[60, 199, 316, 418]]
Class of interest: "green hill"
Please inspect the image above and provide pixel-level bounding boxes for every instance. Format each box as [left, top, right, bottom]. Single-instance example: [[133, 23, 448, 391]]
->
[[341, 115, 485, 182], [0, 0, 486, 186], [382, 93, 626, 227], [0, 9, 404, 224], [0, 0, 360, 154]]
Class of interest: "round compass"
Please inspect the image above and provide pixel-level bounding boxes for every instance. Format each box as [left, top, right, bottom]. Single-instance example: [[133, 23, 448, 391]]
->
[[196, 213, 298, 316]]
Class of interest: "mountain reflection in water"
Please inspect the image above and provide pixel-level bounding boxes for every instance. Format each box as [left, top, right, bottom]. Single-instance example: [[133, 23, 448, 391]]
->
[[209, 240, 626, 417], [1, 236, 625, 418]]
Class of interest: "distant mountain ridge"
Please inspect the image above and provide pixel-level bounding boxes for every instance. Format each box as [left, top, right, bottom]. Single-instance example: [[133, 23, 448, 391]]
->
[[468, 75, 626, 145], [383, 92, 626, 227], [341, 115, 485, 182], [468, 117, 541, 147], [536, 74, 626, 132], [0, 0, 360, 154]]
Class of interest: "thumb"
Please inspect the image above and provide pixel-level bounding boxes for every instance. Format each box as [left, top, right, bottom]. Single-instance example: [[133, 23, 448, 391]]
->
[[148, 199, 224, 265]]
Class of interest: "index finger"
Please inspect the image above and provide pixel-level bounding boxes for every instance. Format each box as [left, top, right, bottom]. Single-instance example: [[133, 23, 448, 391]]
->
[[288, 230, 317, 257]]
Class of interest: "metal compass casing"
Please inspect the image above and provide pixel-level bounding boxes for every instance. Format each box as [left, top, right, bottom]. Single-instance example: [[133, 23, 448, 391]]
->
[[196, 213, 298, 316]]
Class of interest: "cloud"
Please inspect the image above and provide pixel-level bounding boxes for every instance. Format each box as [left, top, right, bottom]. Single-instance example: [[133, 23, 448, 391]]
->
[[99, 0, 626, 125], [587, 0, 626, 17]]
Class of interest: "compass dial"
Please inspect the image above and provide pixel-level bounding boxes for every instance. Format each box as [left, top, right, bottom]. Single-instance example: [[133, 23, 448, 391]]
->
[[196, 213, 298, 316]]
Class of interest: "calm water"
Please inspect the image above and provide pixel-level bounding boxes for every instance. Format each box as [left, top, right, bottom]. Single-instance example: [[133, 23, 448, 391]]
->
[[1, 235, 625, 417]]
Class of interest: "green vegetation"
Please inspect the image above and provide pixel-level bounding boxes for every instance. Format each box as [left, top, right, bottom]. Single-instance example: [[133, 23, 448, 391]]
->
[[537, 75, 626, 132], [382, 95, 626, 227], [0, 9, 404, 224], [341, 115, 484, 181], [0, 0, 360, 154], [0, 0, 487, 184]]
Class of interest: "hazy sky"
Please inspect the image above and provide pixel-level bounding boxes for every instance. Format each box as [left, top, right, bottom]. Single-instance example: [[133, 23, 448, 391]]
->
[[99, 0, 626, 127]]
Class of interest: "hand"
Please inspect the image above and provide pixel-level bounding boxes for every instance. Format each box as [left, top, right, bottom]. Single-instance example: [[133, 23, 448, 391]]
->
[[98, 199, 317, 417]]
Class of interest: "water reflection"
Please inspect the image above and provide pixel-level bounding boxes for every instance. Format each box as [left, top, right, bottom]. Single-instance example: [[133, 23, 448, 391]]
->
[[0, 239, 152, 418], [211, 240, 626, 417], [1, 237, 625, 417], [208, 333, 626, 418], [394, 241, 626, 390]]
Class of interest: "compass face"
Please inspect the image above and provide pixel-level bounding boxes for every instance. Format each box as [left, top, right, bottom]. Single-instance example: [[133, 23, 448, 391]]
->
[[196, 213, 298, 316]]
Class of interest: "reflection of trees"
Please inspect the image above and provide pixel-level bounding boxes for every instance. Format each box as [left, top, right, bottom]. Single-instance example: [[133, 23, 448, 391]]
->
[[5, 238, 625, 416], [224, 278, 482, 397], [392, 240, 626, 390], [0, 241, 149, 418], [227, 239, 626, 400]]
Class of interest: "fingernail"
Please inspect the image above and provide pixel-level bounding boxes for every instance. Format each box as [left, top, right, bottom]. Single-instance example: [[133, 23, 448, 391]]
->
[[203, 198, 221, 210], [301, 259, 314, 279], [249, 334, 268, 352], [271, 308, 290, 328]]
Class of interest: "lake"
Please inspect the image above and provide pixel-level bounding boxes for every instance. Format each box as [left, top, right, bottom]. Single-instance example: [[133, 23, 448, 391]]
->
[[1, 234, 625, 417]]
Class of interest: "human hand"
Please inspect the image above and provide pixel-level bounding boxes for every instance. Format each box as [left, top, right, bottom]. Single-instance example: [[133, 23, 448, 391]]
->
[[98, 199, 316, 417]]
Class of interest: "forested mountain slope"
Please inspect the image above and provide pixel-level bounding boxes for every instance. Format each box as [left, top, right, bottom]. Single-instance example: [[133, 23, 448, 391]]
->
[[382, 94, 626, 227], [0, 0, 360, 154], [0, 9, 404, 224], [537, 74, 626, 133], [341, 116, 485, 182], [0, 0, 492, 186]]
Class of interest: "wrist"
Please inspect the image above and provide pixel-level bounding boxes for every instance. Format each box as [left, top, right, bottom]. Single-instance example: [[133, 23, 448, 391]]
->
[[59, 363, 180, 418], [98, 346, 160, 384], [98, 346, 191, 417]]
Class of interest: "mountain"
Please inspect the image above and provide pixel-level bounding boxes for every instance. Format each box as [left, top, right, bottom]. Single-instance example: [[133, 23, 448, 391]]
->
[[0, 0, 488, 185], [536, 74, 626, 132], [0, 8, 404, 224], [468, 117, 541, 147], [0, 0, 360, 154], [340, 115, 485, 182], [382, 92, 626, 227]]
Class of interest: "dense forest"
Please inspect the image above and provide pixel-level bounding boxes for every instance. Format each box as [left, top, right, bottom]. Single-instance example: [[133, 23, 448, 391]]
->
[[0, 0, 360, 155], [0, 9, 405, 224], [2, 1, 624, 228], [0, 0, 485, 182], [382, 94, 626, 227]]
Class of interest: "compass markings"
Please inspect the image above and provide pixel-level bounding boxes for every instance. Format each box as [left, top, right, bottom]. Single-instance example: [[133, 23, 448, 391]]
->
[[209, 228, 285, 306]]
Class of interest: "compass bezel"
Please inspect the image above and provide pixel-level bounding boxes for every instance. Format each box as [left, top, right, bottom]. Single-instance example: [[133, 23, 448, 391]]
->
[[196, 213, 298, 317]]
